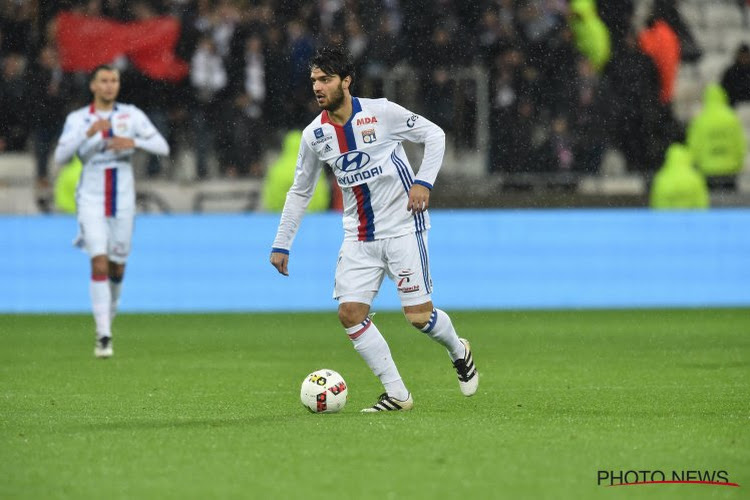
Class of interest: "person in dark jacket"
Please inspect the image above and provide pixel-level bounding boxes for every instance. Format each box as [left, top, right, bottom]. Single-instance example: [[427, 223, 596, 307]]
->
[[721, 43, 750, 106], [28, 45, 69, 211], [604, 30, 665, 173]]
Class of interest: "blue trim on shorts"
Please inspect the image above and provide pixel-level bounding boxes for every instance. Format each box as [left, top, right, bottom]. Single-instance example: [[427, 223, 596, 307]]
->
[[271, 247, 289, 255], [415, 231, 431, 293]]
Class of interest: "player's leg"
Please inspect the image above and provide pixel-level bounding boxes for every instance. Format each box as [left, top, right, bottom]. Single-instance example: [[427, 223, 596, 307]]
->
[[335, 241, 412, 411], [107, 215, 133, 324], [403, 300, 465, 361], [403, 300, 478, 396], [78, 214, 113, 357], [389, 232, 478, 396], [108, 261, 125, 320], [90, 253, 112, 342]]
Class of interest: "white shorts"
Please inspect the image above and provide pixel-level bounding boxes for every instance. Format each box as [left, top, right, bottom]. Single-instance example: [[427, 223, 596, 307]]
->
[[334, 231, 433, 307], [74, 212, 134, 263]]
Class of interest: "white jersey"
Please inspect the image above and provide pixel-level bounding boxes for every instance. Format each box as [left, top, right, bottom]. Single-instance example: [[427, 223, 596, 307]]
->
[[272, 97, 445, 251], [54, 102, 169, 217]]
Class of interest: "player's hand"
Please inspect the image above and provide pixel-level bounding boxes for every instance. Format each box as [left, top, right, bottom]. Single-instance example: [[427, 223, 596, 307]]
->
[[270, 251, 289, 276], [107, 137, 136, 151], [407, 184, 430, 214], [86, 119, 111, 138]]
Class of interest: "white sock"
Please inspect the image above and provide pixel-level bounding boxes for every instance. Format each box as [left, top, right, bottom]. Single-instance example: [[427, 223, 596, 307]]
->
[[109, 278, 123, 320], [346, 318, 409, 400], [90, 275, 111, 338], [421, 308, 466, 361]]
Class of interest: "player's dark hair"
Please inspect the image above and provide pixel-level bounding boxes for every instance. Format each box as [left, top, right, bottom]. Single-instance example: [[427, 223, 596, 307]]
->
[[90, 64, 119, 81], [309, 46, 355, 82]]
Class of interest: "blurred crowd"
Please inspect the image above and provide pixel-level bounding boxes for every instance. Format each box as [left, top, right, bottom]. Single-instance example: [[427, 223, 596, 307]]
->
[[1, 0, 750, 196]]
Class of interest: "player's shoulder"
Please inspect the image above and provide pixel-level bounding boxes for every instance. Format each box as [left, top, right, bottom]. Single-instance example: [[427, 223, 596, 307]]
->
[[301, 114, 327, 141], [115, 102, 144, 115], [66, 105, 91, 121], [357, 96, 390, 113]]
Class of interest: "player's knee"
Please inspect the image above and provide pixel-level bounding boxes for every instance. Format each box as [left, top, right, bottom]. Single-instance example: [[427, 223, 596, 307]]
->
[[109, 262, 125, 282], [338, 304, 369, 328], [405, 311, 432, 330], [91, 256, 108, 277]]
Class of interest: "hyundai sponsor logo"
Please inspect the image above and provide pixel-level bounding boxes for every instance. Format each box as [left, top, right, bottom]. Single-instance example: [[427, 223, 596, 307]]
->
[[335, 151, 371, 172]]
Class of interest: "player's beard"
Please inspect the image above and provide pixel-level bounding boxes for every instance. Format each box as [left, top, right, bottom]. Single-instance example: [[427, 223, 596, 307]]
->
[[320, 83, 345, 112]]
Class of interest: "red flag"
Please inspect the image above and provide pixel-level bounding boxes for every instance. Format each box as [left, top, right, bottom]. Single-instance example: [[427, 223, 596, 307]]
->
[[55, 12, 189, 82]]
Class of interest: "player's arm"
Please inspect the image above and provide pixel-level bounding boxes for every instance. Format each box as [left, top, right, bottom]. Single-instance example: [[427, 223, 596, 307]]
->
[[270, 139, 325, 276], [116, 108, 170, 155], [384, 101, 446, 213], [54, 113, 93, 164]]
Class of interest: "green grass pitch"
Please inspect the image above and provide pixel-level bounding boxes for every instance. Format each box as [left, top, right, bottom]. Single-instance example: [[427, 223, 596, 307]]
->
[[1, 309, 748, 499]]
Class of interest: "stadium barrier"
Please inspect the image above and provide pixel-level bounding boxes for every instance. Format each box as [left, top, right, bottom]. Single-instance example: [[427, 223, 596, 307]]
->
[[2, 209, 749, 313]]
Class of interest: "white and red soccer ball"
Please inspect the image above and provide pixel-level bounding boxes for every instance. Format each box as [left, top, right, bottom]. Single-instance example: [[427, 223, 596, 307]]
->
[[300, 369, 348, 413]]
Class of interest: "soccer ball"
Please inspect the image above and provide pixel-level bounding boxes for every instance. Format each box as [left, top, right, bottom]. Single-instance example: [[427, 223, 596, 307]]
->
[[300, 369, 348, 413]]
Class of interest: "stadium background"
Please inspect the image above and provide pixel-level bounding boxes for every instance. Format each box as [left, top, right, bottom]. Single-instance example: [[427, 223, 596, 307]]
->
[[1, 0, 750, 214], [1, 0, 749, 314]]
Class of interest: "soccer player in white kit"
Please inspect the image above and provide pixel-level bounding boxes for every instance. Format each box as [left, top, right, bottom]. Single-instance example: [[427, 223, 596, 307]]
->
[[54, 65, 169, 358], [270, 47, 478, 411]]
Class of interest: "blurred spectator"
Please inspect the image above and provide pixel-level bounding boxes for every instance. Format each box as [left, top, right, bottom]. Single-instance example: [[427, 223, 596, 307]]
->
[[232, 33, 267, 177], [189, 35, 227, 179], [517, 0, 560, 52], [570, 58, 605, 174], [262, 130, 329, 212], [0, 52, 30, 151], [214, 30, 267, 177], [54, 155, 82, 214], [638, 15, 680, 105], [212, 0, 241, 58], [604, 30, 664, 173], [738, 0, 750, 28], [536, 116, 575, 173], [686, 84, 748, 189], [262, 25, 291, 129], [653, 0, 701, 63], [568, 0, 611, 73], [286, 19, 316, 124], [540, 25, 579, 116], [650, 143, 709, 209], [597, 0, 634, 48], [721, 43, 750, 107], [654, 0, 701, 63], [360, 14, 400, 97], [422, 25, 458, 137], [1, 0, 33, 54], [488, 49, 534, 174], [28, 45, 68, 211], [345, 14, 369, 78]]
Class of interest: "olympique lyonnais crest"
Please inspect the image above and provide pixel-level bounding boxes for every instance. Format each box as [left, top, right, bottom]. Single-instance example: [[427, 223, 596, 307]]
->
[[362, 128, 377, 144]]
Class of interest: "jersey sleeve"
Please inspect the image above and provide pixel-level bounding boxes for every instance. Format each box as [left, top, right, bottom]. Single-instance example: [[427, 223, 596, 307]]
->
[[132, 108, 170, 156], [384, 100, 446, 189], [271, 139, 326, 252]]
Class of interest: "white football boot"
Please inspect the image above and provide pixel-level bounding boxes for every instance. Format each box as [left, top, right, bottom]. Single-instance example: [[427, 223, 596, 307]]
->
[[453, 338, 478, 396], [361, 392, 414, 412], [94, 336, 113, 359]]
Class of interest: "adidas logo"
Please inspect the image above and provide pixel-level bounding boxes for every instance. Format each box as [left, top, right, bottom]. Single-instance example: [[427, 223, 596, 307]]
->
[[323, 144, 332, 153]]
